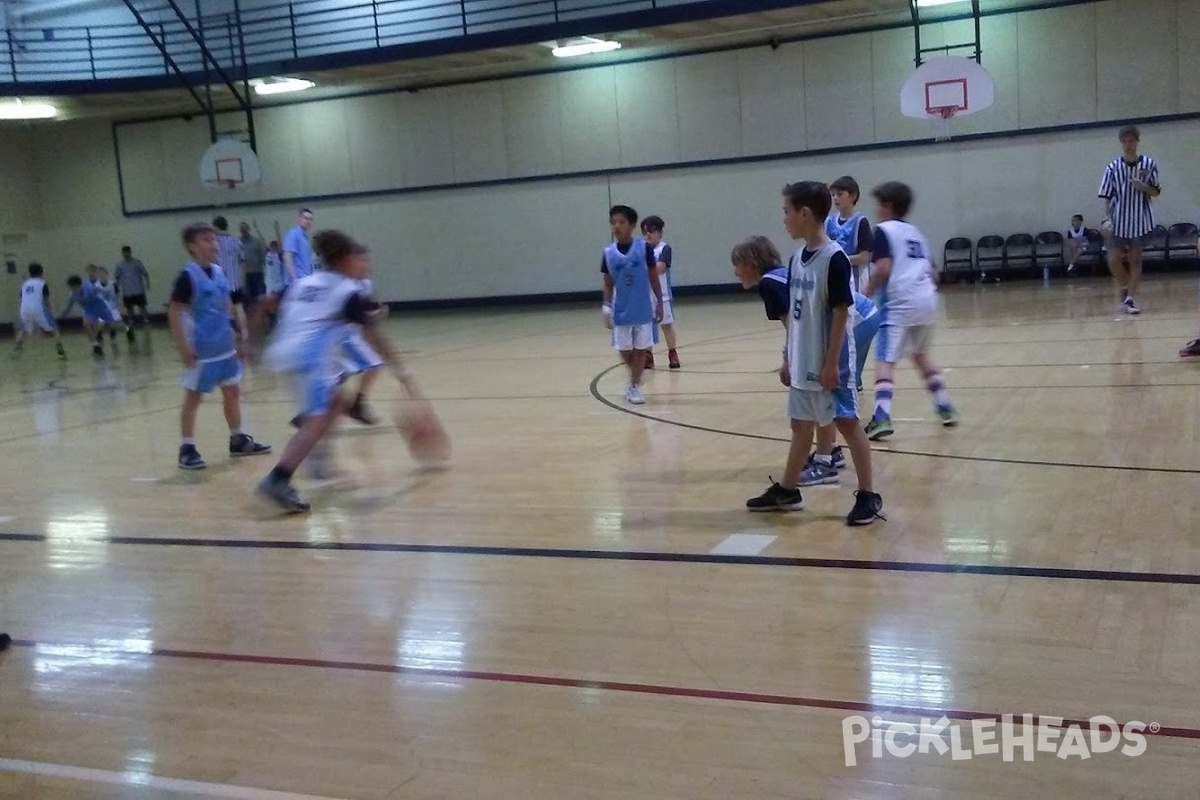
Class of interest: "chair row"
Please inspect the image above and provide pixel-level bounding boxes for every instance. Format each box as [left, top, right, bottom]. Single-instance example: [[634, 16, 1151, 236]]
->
[[941, 223, 1200, 281]]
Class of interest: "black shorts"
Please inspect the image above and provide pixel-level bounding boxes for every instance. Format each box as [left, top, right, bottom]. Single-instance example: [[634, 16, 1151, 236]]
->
[[123, 293, 147, 311], [230, 288, 247, 306]]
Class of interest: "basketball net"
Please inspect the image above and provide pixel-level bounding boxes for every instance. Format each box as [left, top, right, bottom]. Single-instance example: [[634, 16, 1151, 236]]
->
[[930, 107, 956, 142]]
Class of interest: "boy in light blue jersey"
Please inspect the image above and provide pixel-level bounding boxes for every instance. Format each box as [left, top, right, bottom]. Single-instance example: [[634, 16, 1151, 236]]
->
[[168, 222, 271, 470], [746, 182, 883, 527], [826, 175, 875, 292], [601, 205, 664, 405], [62, 274, 120, 358]]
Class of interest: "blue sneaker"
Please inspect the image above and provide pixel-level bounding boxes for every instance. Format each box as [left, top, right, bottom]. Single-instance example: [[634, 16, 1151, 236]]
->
[[178, 444, 206, 470], [799, 457, 839, 487], [831, 445, 846, 469]]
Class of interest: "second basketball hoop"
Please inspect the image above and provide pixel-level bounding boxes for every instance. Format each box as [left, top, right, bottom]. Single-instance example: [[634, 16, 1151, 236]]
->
[[900, 56, 994, 142]]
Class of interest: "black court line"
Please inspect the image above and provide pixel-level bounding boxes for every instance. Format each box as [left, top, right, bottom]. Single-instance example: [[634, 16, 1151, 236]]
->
[[2, 532, 1199, 586], [588, 364, 1200, 475]]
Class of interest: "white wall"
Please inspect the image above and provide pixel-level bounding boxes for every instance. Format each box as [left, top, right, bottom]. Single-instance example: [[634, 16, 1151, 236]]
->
[[1, 0, 1198, 323]]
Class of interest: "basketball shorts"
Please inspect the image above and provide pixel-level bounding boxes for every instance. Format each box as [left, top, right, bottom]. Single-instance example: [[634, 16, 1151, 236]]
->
[[83, 305, 117, 326], [788, 387, 858, 426], [181, 353, 242, 394], [293, 365, 349, 417], [122, 293, 147, 311], [20, 306, 57, 334], [342, 333, 383, 373], [613, 322, 654, 351], [659, 300, 675, 326], [876, 323, 933, 363]]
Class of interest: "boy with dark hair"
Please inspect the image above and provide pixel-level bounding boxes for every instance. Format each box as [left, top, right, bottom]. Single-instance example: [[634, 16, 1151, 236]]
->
[[62, 273, 120, 358], [639, 214, 681, 370], [862, 181, 957, 440], [826, 175, 874, 292], [746, 182, 883, 526], [169, 222, 270, 470], [601, 205, 663, 405], [14, 263, 66, 358]]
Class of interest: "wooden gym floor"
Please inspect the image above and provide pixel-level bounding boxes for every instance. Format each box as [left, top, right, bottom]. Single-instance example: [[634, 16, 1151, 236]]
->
[[2, 273, 1200, 798]]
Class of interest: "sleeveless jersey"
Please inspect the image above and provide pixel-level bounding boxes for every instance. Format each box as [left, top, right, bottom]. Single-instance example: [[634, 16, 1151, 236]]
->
[[653, 241, 673, 301], [604, 239, 654, 326], [1066, 224, 1087, 240], [265, 271, 361, 372], [874, 220, 938, 327], [825, 212, 866, 256], [786, 242, 855, 391], [20, 277, 47, 314], [73, 281, 112, 318], [181, 263, 235, 362], [95, 280, 119, 310]]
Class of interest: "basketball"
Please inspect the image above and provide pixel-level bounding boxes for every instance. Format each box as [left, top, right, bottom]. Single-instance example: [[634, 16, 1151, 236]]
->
[[394, 400, 450, 464]]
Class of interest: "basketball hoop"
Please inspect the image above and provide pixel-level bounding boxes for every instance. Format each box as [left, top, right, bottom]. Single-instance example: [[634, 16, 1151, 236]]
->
[[900, 57, 995, 144], [930, 106, 957, 142]]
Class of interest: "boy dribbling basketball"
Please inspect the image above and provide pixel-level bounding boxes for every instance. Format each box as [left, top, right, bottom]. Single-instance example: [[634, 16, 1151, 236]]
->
[[862, 181, 957, 440], [746, 182, 883, 526], [601, 205, 663, 405], [257, 230, 426, 512]]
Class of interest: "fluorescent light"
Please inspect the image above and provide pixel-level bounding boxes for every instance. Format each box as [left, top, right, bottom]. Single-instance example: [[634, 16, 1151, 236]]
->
[[916, 0, 969, 6], [552, 37, 621, 58], [0, 99, 57, 119], [252, 77, 315, 96]]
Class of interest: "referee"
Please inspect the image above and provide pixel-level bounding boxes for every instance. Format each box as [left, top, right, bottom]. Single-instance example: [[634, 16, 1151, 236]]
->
[[1098, 125, 1161, 315]]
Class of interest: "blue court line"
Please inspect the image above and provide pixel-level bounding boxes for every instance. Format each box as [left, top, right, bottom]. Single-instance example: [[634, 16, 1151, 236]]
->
[[1, 532, 1199, 585]]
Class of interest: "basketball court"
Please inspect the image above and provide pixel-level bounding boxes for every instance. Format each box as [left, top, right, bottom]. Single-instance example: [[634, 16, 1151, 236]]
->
[[3, 272, 1200, 797]]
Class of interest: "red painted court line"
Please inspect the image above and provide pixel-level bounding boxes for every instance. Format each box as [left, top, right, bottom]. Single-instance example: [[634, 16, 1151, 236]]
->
[[8, 639, 1200, 741]]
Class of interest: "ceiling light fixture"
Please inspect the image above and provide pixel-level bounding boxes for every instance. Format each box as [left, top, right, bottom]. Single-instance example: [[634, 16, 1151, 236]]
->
[[0, 98, 58, 120], [251, 77, 315, 96], [551, 36, 621, 58]]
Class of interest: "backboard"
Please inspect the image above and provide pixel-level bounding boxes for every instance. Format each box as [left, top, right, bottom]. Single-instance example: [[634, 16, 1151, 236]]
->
[[199, 135, 262, 190], [901, 56, 994, 140]]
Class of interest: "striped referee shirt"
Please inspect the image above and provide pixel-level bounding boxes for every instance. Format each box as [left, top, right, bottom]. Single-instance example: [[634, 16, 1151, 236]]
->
[[215, 232, 244, 292], [1098, 154, 1160, 239]]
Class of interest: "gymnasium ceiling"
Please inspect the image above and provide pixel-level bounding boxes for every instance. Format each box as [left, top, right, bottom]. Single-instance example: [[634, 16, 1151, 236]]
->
[[23, 0, 1064, 122]]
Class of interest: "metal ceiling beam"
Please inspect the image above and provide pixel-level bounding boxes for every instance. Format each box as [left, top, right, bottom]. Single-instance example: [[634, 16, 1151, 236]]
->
[[909, 0, 982, 66]]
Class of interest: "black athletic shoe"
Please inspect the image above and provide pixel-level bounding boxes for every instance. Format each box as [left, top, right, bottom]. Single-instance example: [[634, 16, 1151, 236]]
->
[[230, 433, 272, 457], [255, 475, 311, 513], [746, 480, 804, 512], [345, 395, 379, 426], [1180, 339, 1200, 358], [846, 491, 885, 526], [178, 444, 206, 470]]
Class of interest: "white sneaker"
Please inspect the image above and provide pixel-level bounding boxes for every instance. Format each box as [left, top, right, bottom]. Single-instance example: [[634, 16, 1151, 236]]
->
[[627, 385, 645, 405], [1123, 296, 1140, 315]]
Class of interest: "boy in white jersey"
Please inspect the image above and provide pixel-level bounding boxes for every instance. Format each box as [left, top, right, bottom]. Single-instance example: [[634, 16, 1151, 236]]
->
[[746, 182, 883, 526], [639, 215, 681, 370], [862, 181, 958, 440], [257, 230, 427, 513], [13, 263, 66, 358], [601, 205, 664, 405], [1065, 214, 1086, 274], [733, 236, 877, 485]]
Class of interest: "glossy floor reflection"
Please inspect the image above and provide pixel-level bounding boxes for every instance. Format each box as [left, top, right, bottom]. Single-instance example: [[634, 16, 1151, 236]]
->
[[3, 275, 1200, 797]]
